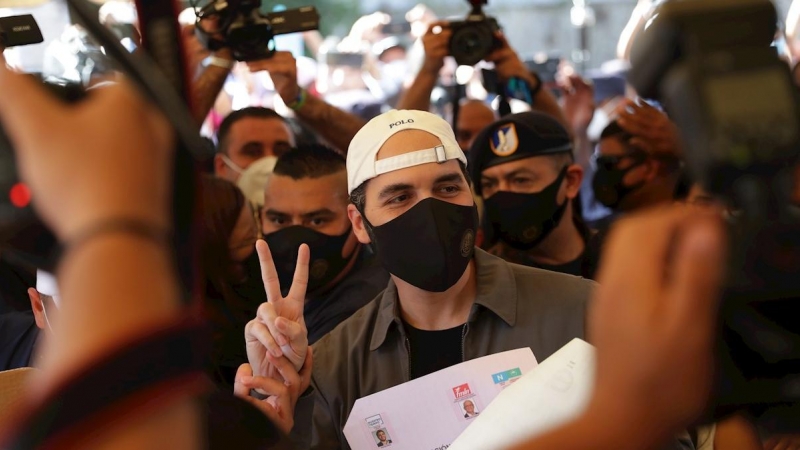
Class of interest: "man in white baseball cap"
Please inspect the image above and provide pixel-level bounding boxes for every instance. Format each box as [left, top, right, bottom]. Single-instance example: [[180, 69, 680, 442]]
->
[[244, 109, 603, 449]]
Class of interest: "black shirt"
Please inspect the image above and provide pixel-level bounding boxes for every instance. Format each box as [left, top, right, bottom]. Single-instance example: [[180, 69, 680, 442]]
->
[[304, 248, 389, 344], [404, 322, 465, 380], [488, 220, 603, 280], [0, 310, 40, 370]]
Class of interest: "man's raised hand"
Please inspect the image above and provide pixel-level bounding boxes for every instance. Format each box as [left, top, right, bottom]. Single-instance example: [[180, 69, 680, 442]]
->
[[245, 240, 309, 377]]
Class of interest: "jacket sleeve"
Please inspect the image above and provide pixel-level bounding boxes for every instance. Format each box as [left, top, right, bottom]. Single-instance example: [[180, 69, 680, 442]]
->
[[289, 387, 315, 449], [288, 374, 342, 450], [310, 377, 344, 450]]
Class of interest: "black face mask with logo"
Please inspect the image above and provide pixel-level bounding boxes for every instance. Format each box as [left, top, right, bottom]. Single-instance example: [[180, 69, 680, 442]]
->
[[264, 226, 355, 296], [484, 167, 569, 251], [591, 152, 648, 210], [365, 197, 478, 293]]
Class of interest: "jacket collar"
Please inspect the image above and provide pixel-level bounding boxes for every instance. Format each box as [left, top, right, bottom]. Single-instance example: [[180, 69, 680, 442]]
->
[[369, 248, 518, 351]]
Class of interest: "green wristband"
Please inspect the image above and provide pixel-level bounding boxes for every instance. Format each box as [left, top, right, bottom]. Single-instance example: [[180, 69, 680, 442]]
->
[[286, 88, 308, 111]]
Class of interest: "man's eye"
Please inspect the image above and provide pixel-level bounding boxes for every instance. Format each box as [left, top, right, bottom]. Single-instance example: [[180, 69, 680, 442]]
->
[[270, 217, 286, 226], [512, 177, 533, 186], [439, 185, 461, 195], [388, 194, 409, 205], [309, 218, 328, 227]]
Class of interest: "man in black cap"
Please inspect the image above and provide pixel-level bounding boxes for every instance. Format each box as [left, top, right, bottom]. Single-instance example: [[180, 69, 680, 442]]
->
[[469, 111, 602, 279]]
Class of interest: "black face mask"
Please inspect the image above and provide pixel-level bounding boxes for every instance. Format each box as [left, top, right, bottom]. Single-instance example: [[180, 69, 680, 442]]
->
[[264, 226, 355, 296], [367, 197, 478, 293], [592, 154, 647, 210], [484, 167, 568, 251]]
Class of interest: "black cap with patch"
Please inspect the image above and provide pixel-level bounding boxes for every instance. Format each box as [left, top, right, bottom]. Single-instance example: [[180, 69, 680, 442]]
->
[[468, 111, 572, 195]]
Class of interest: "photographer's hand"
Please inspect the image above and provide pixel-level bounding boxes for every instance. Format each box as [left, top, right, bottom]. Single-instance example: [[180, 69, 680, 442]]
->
[[560, 75, 595, 136], [616, 99, 682, 158], [559, 75, 596, 168], [246, 51, 299, 105], [246, 51, 365, 153], [485, 32, 569, 132], [421, 21, 450, 75], [485, 33, 533, 86], [0, 65, 173, 242], [396, 22, 450, 111], [0, 53, 201, 448]]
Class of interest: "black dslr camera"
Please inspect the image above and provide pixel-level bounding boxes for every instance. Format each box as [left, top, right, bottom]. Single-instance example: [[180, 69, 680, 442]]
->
[[629, 0, 800, 431], [448, 0, 501, 66], [195, 0, 319, 61]]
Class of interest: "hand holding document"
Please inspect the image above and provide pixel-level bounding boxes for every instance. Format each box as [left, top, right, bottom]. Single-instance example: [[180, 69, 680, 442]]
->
[[343, 348, 539, 450], [449, 339, 595, 450]]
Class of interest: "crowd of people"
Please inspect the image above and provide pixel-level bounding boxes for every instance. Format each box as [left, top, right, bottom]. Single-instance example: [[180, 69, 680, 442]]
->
[[0, 0, 799, 449]]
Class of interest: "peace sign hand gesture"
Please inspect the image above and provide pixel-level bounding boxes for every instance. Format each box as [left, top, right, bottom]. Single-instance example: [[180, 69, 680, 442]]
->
[[245, 240, 310, 378]]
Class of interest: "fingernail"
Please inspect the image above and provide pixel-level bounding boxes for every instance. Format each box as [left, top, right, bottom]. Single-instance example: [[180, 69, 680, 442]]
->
[[271, 348, 283, 357]]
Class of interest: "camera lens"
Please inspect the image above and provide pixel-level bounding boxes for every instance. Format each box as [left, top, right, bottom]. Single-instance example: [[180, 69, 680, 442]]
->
[[450, 24, 493, 66]]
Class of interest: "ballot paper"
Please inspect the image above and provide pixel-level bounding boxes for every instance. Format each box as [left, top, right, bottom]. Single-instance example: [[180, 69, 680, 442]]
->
[[449, 338, 596, 450], [343, 348, 538, 450]]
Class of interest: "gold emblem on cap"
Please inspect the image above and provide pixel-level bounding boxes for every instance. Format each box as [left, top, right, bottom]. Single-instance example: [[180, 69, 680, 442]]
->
[[490, 123, 519, 157]]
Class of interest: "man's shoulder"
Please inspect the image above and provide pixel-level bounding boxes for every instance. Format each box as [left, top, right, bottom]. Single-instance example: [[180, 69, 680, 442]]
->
[[311, 291, 386, 369], [497, 253, 596, 300], [509, 259, 596, 288], [498, 257, 594, 329]]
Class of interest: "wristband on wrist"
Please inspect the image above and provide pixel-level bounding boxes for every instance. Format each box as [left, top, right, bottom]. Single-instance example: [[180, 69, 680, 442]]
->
[[528, 72, 543, 98], [285, 88, 308, 111], [204, 55, 234, 70], [64, 218, 171, 253]]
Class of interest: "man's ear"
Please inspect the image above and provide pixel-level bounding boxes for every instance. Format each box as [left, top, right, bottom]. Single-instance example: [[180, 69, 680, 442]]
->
[[564, 164, 584, 200], [214, 153, 226, 176], [28, 288, 46, 330], [214, 153, 234, 181], [643, 159, 662, 182], [348, 204, 372, 245]]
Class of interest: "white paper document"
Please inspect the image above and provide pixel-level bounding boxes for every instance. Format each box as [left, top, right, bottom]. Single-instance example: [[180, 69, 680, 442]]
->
[[343, 348, 538, 450], [449, 338, 596, 450]]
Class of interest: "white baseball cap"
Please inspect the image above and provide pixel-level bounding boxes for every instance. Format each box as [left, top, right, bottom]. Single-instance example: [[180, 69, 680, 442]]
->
[[36, 270, 60, 307], [346, 109, 467, 195]]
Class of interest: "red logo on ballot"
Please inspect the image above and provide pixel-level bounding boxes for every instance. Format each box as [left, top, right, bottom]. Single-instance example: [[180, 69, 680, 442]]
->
[[452, 384, 472, 400]]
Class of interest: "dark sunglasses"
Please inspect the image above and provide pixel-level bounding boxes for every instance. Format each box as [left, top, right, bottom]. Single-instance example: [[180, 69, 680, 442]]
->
[[592, 150, 649, 171]]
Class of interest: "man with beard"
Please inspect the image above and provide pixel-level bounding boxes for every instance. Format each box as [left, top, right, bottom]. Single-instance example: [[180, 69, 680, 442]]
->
[[260, 144, 389, 344], [470, 111, 602, 279], [244, 110, 594, 449]]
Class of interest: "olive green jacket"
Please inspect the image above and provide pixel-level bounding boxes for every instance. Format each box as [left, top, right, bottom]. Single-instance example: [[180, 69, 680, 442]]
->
[[291, 248, 591, 449]]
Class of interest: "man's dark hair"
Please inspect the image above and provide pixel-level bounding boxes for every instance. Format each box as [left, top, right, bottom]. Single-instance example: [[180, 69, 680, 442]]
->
[[548, 152, 575, 171], [350, 160, 472, 217], [273, 144, 346, 180], [216, 107, 286, 154], [599, 120, 633, 142]]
